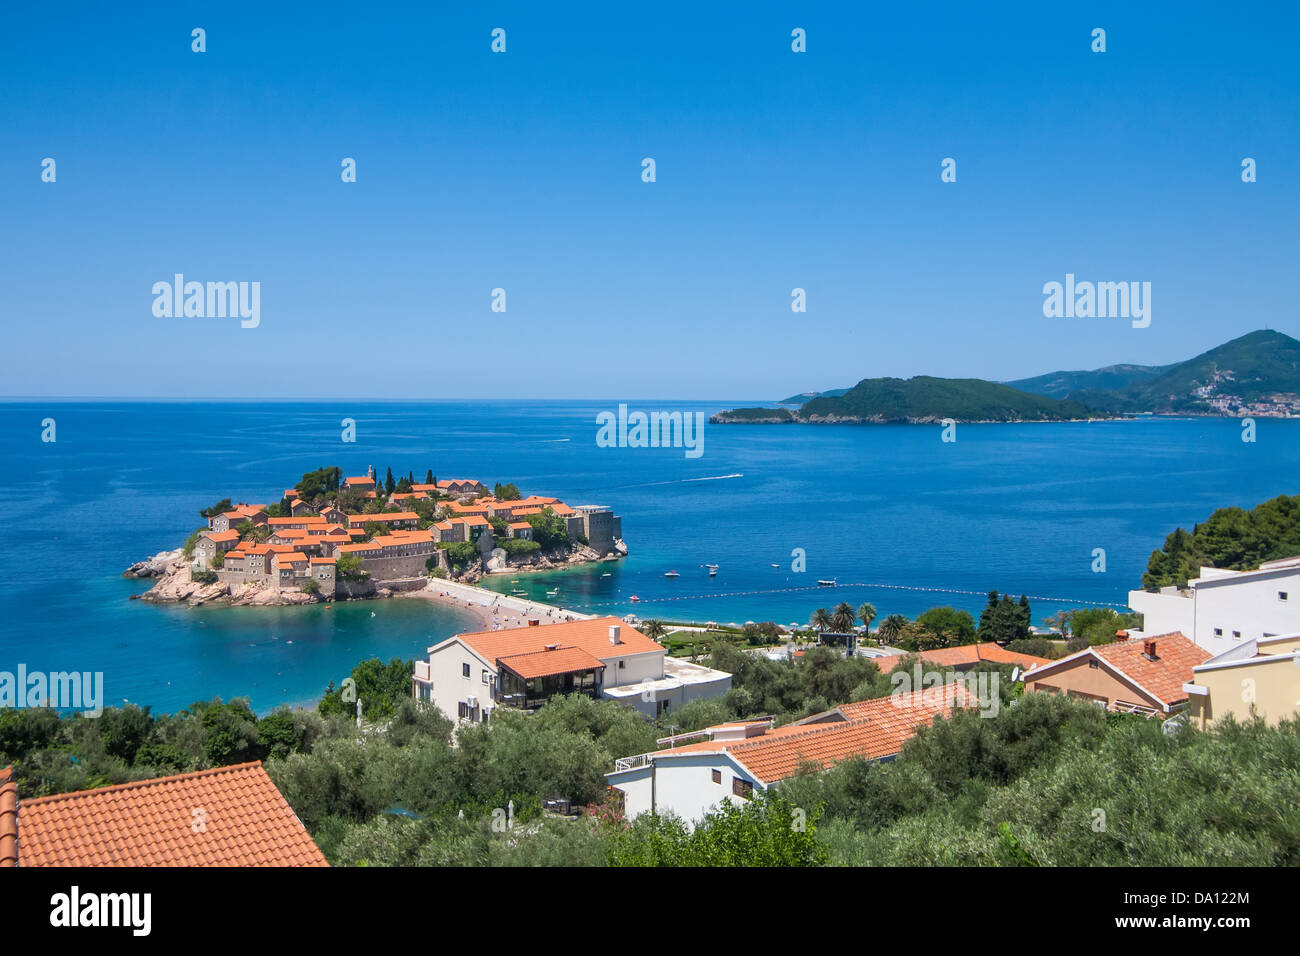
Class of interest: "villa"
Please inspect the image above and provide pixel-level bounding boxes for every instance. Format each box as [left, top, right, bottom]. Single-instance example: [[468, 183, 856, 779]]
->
[[1181, 632, 1300, 729], [606, 685, 971, 821], [1022, 632, 1210, 717], [1127, 556, 1300, 653], [412, 617, 732, 723]]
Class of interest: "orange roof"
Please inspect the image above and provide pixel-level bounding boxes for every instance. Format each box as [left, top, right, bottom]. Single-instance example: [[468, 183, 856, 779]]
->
[[497, 646, 607, 680], [204, 530, 241, 543], [344, 476, 375, 486], [15, 762, 327, 867], [275, 552, 308, 564], [508, 522, 532, 530], [411, 484, 438, 492], [225, 550, 246, 559], [461, 515, 491, 527], [1, 767, 17, 866], [1024, 632, 1210, 707], [459, 617, 663, 665], [650, 686, 967, 785], [310, 557, 336, 565], [268, 516, 328, 526], [870, 643, 1050, 674], [649, 687, 967, 784], [549, 503, 576, 516]]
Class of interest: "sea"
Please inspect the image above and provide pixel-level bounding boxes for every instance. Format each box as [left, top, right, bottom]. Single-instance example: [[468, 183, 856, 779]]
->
[[1, 400, 1295, 714]]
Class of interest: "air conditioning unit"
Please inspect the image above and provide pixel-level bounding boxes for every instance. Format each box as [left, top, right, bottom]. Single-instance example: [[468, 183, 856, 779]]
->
[[467, 696, 478, 708]]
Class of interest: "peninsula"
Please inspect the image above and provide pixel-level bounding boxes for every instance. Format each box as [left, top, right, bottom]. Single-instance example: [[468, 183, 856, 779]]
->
[[125, 466, 626, 607], [729, 330, 1300, 425], [713, 377, 1104, 425]]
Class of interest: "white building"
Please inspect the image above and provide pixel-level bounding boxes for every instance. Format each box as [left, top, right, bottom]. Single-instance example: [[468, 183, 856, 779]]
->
[[606, 686, 970, 822], [1128, 556, 1300, 653], [411, 616, 731, 724]]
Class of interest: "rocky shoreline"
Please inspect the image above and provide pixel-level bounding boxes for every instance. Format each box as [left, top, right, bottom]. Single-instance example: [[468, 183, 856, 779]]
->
[[125, 539, 628, 608]]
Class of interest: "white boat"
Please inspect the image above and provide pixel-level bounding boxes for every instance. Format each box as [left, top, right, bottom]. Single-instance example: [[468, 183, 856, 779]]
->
[[817, 578, 836, 587], [601, 572, 612, 577], [545, 589, 559, 597], [664, 571, 680, 578]]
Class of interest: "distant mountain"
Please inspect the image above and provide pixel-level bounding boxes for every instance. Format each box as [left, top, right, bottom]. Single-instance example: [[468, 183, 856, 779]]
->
[[777, 388, 849, 405], [713, 377, 1102, 424], [1009, 330, 1300, 414], [1006, 363, 1174, 399]]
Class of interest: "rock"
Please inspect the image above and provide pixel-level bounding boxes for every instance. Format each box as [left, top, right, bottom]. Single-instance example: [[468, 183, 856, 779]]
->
[[123, 548, 184, 578]]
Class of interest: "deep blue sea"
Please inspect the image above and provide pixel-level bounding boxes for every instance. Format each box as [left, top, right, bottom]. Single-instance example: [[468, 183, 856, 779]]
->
[[2, 400, 1295, 714]]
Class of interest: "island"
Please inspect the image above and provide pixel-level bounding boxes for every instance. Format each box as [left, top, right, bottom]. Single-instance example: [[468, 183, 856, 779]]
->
[[125, 466, 626, 607], [713, 376, 1105, 425]]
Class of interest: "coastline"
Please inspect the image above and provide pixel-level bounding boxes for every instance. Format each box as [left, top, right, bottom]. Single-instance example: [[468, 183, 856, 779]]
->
[[396, 578, 592, 633]]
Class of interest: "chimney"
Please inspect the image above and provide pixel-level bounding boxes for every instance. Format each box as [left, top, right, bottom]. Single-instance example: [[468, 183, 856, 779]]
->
[[609, 624, 622, 645], [544, 644, 558, 651], [1115, 630, 1129, 642], [1143, 639, 1158, 660]]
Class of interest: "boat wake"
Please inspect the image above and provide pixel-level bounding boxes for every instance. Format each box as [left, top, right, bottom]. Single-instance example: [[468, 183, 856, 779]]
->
[[624, 473, 743, 488]]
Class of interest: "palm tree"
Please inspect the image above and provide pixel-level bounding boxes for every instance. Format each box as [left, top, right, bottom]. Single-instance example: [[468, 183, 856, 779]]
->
[[643, 619, 667, 641], [811, 608, 833, 633], [857, 602, 877, 634], [877, 613, 909, 644], [832, 601, 857, 632]]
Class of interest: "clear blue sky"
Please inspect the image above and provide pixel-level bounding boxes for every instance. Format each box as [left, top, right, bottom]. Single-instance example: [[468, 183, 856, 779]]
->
[[2, 2, 1296, 399]]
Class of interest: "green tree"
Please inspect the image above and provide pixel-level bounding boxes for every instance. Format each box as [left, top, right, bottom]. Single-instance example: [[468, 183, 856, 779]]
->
[[857, 603, 877, 633], [831, 602, 857, 632], [199, 498, 232, 519], [811, 608, 833, 633]]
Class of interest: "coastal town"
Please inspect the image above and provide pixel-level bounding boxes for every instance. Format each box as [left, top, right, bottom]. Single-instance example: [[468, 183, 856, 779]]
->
[[129, 466, 626, 606]]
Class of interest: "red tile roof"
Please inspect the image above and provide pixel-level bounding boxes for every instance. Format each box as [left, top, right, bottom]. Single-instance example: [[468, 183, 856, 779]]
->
[[458, 617, 663, 665], [1023, 632, 1210, 708], [15, 762, 327, 867], [0, 767, 17, 867], [871, 643, 1050, 673], [497, 646, 607, 680], [649, 687, 967, 784]]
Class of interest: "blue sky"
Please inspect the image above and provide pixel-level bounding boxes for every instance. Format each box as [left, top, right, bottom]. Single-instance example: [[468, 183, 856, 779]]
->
[[2, 2, 1297, 399]]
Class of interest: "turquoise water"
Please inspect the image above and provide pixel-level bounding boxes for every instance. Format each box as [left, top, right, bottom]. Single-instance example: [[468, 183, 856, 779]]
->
[[2, 400, 1295, 713]]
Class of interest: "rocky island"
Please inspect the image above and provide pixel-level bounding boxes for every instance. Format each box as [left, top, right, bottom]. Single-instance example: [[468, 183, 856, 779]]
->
[[126, 466, 626, 608]]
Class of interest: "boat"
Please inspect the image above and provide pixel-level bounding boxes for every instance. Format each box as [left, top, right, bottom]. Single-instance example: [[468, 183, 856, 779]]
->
[[770, 563, 779, 568], [709, 569, 717, 577], [545, 589, 559, 597], [664, 571, 679, 578], [630, 595, 640, 603], [511, 589, 527, 597], [600, 572, 611, 578], [705, 563, 719, 571], [817, 578, 836, 587]]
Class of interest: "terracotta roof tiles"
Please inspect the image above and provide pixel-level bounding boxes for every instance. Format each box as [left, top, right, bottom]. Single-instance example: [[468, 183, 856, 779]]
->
[[16, 762, 327, 867]]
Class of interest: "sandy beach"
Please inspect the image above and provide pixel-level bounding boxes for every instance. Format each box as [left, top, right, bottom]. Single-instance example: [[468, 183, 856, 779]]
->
[[395, 577, 593, 634]]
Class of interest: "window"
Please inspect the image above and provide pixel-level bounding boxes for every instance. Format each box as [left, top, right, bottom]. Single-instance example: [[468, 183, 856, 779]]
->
[[458, 702, 468, 718], [712, 769, 722, 784], [482, 669, 490, 684], [1233, 631, 1241, 639], [1213, 628, 1223, 637], [462, 663, 471, 678], [618, 660, 625, 669], [732, 777, 754, 799], [1088, 659, 1099, 669], [1280, 592, 1290, 602]]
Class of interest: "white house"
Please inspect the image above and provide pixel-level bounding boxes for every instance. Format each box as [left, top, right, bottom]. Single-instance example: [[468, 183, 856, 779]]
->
[[411, 616, 732, 724], [1128, 556, 1300, 653], [606, 686, 970, 822]]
